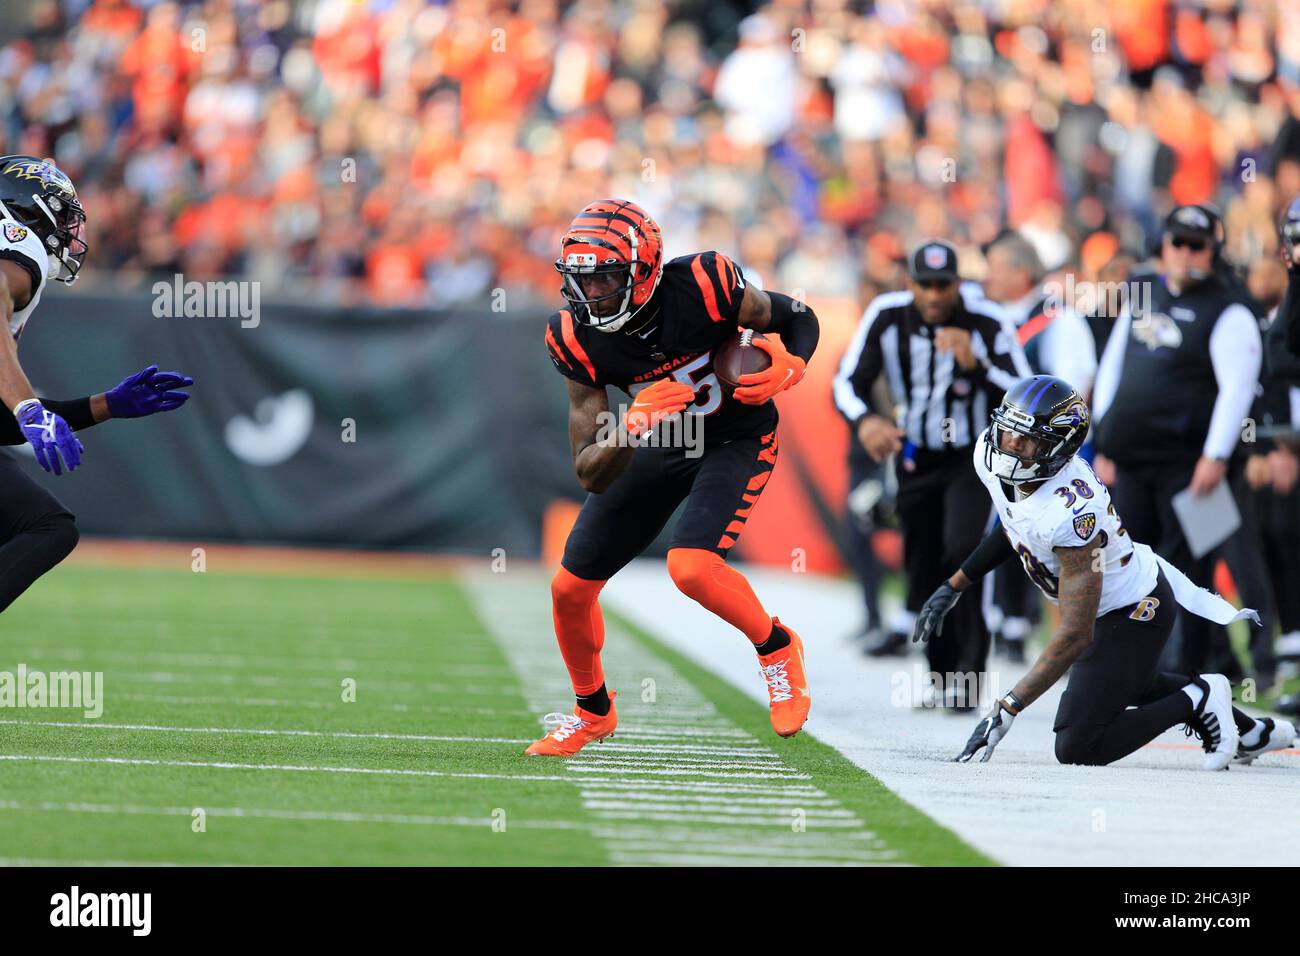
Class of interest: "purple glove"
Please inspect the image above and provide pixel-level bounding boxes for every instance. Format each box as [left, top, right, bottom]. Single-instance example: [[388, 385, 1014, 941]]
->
[[106, 365, 194, 419], [14, 399, 83, 475]]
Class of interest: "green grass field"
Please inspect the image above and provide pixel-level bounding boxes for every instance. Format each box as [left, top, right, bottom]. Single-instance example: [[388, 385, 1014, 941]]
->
[[0, 557, 988, 866]]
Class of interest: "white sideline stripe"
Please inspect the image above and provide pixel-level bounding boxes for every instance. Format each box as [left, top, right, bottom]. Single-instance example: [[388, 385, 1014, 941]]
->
[[0, 753, 813, 789], [566, 764, 810, 780], [0, 754, 584, 783], [606, 852, 869, 867], [591, 743, 776, 757], [117, 692, 530, 716], [606, 842, 896, 861], [0, 719, 530, 745], [593, 825, 884, 844], [615, 726, 755, 739], [572, 779, 823, 797], [570, 753, 783, 768], [582, 791, 840, 807], [589, 810, 865, 827], [0, 857, 238, 868], [108, 671, 516, 695], [582, 800, 857, 818], [0, 800, 590, 831]]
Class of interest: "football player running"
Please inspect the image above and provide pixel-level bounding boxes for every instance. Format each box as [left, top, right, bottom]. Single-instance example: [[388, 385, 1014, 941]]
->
[[914, 374, 1291, 769], [0, 156, 193, 611], [529, 199, 819, 756]]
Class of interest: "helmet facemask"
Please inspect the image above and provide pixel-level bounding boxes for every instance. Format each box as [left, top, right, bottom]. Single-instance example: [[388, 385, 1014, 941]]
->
[[986, 406, 1069, 485], [556, 223, 660, 333], [0, 157, 88, 284]]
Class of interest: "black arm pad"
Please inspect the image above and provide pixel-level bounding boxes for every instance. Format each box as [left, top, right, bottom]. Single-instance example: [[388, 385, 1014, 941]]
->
[[959, 522, 1016, 583], [0, 397, 100, 446], [765, 291, 820, 362]]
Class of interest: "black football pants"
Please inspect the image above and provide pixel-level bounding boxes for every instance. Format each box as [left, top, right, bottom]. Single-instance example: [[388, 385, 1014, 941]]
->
[[0, 454, 79, 614], [895, 447, 991, 694]]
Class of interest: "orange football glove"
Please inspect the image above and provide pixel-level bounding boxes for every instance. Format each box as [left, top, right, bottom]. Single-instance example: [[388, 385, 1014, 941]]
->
[[623, 378, 695, 437], [734, 336, 806, 405]]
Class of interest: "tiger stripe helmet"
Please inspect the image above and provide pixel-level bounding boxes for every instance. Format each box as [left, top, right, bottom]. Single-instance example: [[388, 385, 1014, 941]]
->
[[555, 199, 663, 332]]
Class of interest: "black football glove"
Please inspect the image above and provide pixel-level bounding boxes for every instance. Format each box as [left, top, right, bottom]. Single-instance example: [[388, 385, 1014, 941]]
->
[[912, 581, 962, 644], [955, 698, 1017, 763]]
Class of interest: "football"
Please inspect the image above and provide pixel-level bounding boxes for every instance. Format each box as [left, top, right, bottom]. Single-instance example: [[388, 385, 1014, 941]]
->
[[713, 328, 772, 392]]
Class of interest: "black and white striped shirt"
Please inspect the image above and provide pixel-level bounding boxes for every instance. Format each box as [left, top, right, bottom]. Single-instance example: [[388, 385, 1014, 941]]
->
[[834, 286, 1030, 451]]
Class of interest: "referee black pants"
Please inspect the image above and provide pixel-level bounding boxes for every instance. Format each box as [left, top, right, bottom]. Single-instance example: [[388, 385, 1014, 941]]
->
[[0, 454, 79, 613], [895, 447, 990, 696]]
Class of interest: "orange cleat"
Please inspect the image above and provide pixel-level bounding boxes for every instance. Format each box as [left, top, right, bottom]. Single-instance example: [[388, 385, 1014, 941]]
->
[[524, 691, 618, 757], [758, 619, 810, 737]]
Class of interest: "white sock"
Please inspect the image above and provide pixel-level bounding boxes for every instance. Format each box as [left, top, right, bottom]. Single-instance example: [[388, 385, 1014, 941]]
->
[[1182, 682, 1206, 711], [1240, 719, 1264, 749]]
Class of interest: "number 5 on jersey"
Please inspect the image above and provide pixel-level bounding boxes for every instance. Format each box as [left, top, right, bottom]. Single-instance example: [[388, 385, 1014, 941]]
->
[[628, 353, 722, 416]]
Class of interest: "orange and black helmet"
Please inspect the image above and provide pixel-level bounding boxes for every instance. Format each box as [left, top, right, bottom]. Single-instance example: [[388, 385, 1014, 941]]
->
[[555, 199, 663, 332]]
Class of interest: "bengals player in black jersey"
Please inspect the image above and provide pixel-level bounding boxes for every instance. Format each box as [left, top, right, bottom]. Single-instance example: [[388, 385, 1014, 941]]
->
[[527, 199, 820, 756]]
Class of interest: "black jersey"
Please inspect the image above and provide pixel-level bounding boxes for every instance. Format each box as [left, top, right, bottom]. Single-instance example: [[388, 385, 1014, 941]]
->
[[545, 251, 777, 447]]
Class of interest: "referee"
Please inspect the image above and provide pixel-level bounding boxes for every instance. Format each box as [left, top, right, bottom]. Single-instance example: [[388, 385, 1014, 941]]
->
[[835, 239, 1031, 708]]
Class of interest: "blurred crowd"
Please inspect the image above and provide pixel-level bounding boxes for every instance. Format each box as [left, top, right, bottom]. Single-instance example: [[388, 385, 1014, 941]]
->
[[3, 0, 1300, 308]]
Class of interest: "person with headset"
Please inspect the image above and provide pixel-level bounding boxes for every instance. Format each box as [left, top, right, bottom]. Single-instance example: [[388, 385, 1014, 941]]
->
[[1091, 204, 1263, 675]]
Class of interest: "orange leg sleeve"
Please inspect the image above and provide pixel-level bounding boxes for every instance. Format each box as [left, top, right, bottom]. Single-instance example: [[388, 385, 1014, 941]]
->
[[666, 547, 772, 645], [550, 566, 609, 696]]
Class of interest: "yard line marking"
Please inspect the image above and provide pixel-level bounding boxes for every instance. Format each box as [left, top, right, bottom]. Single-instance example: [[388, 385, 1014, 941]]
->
[[0, 754, 615, 785], [604, 841, 897, 862], [115, 692, 531, 717], [0, 800, 592, 831], [462, 568, 892, 867], [0, 857, 241, 868], [581, 791, 841, 807], [565, 764, 811, 780], [105, 671, 517, 695], [588, 810, 866, 828], [0, 719, 530, 745], [582, 800, 858, 818]]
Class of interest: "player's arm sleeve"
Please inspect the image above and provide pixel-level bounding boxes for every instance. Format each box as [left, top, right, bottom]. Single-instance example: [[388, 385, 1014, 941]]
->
[[765, 291, 819, 362], [958, 521, 1016, 583], [544, 312, 601, 389], [1204, 303, 1263, 460], [833, 299, 887, 425], [0, 396, 98, 445], [1091, 304, 1131, 424]]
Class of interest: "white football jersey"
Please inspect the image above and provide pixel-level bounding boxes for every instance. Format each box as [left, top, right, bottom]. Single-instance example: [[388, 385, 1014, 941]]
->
[[973, 428, 1158, 616], [0, 218, 50, 340]]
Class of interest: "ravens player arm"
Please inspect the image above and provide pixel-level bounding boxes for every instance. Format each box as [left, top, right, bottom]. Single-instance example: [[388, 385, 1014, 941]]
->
[[0, 258, 42, 410], [1009, 544, 1103, 709], [955, 544, 1102, 763]]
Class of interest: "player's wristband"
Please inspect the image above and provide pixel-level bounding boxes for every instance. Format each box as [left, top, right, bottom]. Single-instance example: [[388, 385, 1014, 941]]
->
[[12, 398, 40, 417], [1000, 691, 1024, 715]]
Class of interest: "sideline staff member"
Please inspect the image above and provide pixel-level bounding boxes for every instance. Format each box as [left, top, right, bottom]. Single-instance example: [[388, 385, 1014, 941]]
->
[[835, 240, 1030, 707]]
